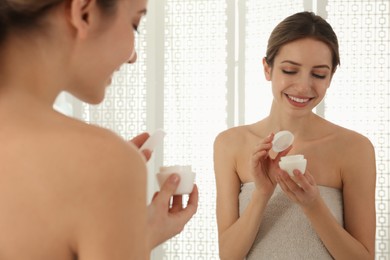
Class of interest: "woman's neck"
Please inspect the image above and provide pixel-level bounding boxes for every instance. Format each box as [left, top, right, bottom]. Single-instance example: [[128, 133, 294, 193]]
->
[[0, 35, 65, 107], [265, 101, 320, 139]]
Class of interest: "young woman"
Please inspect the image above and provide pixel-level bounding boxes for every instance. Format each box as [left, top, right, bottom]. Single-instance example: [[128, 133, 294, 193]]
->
[[0, 0, 198, 259], [214, 12, 376, 260]]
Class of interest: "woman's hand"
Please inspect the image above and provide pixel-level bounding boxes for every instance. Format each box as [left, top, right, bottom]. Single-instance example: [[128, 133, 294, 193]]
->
[[128, 132, 152, 161], [251, 133, 291, 197], [147, 174, 199, 249], [276, 169, 320, 208]]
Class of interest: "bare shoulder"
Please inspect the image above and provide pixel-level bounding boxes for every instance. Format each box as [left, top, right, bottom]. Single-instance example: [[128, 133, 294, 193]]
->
[[0, 113, 148, 258], [214, 124, 259, 183], [331, 124, 375, 158], [327, 124, 376, 255], [3, 111, 147, 186], [53, 117, 148, 257], [51, 116, 146, 175], [328, 124, 376, 181], [45, 115, 148, 204], [60, 117, 147, 197], [214, 125, 253, 150], [214, 122, 267, 162]]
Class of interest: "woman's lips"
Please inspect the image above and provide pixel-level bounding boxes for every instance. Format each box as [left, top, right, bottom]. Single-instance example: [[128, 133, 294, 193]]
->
[[285, 94, 312, 107]]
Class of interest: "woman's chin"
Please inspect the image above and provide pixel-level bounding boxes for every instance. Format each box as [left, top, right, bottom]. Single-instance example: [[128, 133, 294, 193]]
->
[[88, 94, 105, 105], [106, 78, 113, 86]]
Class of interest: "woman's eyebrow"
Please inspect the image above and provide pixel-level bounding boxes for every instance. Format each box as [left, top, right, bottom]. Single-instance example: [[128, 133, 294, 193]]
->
[[281, 60, 301, 66], [313, 64, 331, 70], [281, 60, 330, 70]]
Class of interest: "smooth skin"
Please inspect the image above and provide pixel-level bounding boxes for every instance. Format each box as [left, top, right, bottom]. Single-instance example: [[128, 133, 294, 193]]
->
[[0, 0, 198, 259], [214, 38, 376, 260]]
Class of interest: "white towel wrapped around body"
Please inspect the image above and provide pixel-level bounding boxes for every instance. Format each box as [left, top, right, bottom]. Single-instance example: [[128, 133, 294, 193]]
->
[[239, 182, 343, 260]]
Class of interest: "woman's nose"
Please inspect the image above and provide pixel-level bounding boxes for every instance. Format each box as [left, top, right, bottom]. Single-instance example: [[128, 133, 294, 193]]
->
[[128, 50, 137, 64], [296, 74, 313, 91]]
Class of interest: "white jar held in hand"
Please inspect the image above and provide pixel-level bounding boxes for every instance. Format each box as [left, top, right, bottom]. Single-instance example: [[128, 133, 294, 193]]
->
[[156, 165, 196, 195], [278, 155, 307, 176], [272, 130, 307, 176]]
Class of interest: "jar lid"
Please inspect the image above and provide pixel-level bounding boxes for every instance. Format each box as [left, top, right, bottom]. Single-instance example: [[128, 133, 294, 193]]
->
[[272, 130, 294, 152]]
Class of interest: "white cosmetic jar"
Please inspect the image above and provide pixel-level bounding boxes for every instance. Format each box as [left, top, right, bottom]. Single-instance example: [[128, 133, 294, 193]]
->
[[279, 155, 307, 176], [156, 165, 196, 195], [272, 130, 294, 152]]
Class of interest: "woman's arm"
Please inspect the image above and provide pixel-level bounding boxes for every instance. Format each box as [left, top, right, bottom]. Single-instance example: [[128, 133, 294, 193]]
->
[[316, 135, 376, 259], [277, 135, 376, 260], [214, 133, 263, 260], [214, 131, 287, 260]]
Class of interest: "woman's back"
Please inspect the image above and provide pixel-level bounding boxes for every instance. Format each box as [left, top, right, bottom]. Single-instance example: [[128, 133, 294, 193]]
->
[[0, 104, 148, 259]]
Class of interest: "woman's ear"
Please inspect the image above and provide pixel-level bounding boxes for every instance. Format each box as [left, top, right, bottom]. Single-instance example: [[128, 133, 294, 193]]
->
[[262, 57, 272, 81], [69, 0, 94, 39]]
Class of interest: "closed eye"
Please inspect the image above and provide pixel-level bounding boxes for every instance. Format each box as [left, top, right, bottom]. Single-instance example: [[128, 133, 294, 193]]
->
[[312, 73, 326, 79], [282, 69, 296, 75]]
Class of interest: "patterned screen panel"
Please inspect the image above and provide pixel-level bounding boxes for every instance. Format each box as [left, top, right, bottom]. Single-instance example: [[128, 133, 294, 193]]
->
[[245, 0, 304, 123], [325, 1, 390, 259], [162, 1, 228, 259]]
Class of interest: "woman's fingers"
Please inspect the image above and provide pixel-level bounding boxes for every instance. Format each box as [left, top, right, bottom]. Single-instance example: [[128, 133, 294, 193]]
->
[[274, 145, 293, 161], [171, 195, 183, 211], [129, 132, 150, 148], [251, 134, 274, 164], [178, 185, 199, 218], [277, 169, 320, 207]]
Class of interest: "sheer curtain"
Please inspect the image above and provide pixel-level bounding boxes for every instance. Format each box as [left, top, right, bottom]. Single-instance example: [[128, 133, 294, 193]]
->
[[55, 0, 389, 259]]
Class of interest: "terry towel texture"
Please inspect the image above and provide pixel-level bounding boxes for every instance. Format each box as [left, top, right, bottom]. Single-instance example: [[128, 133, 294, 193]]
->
[[239, 182, 343, 260]]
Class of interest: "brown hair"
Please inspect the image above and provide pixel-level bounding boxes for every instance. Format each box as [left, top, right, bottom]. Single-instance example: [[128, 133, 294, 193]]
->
[[0, 0, 117, 44], [265, 11, 340, 73]]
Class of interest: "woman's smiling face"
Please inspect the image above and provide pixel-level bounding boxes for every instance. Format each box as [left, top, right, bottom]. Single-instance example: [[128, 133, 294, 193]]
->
[[66, 0, 147, 105], [264, 37, 333, 115]]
